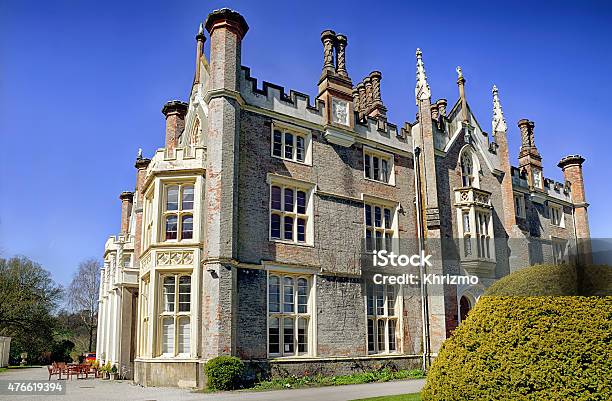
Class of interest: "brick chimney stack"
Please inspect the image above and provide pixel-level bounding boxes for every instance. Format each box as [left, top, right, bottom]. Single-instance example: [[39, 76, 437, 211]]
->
[[162, 100, 189, 152], [558, 155, 591, 262], [517, 119, 543, 192], [119, 191, 134, 235], [133, 155, 151, 263]]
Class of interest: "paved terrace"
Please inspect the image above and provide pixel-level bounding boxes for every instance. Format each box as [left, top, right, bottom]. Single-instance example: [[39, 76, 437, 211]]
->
[[0, 366, 425, 401]]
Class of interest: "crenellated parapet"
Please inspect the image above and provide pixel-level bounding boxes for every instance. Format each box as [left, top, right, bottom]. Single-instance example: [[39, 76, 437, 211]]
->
[[142, 146, 206, 189], [240, 66, 325, 122]]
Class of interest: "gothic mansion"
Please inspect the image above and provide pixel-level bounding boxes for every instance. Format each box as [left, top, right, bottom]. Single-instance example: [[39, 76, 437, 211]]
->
[[96, 8, 591, 387]]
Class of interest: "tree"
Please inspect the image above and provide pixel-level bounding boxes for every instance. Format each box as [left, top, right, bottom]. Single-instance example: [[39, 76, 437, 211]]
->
[[0, 256, 63, 363], [67, 258, 101, 352]]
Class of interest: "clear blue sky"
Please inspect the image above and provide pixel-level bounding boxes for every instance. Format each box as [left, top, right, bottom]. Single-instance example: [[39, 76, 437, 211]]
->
[[1, 0, 611, 286]]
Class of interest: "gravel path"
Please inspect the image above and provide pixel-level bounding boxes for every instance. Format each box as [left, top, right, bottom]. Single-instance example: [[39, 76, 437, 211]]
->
[[0, 366, 424, 401]]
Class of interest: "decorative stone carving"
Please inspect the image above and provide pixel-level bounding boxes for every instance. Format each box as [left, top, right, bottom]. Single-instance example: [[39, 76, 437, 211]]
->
[[415, 48, 431, 104], [331, 98, 349, 126], [335, 34, 348, 78], [456, 66, 463, 79], [156, 250, 194, 266]]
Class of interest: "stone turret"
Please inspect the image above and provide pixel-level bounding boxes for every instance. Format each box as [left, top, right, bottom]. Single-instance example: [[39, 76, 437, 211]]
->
[[203, 7, 249, 359]]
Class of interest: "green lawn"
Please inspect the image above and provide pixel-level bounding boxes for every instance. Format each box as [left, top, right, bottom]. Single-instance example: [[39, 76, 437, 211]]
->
[[351, 394, 421, 401], [251, 369, 424, 391]]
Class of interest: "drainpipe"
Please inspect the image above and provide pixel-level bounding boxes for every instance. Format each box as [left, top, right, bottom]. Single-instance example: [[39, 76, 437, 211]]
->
[[413, 146, 431, 371]]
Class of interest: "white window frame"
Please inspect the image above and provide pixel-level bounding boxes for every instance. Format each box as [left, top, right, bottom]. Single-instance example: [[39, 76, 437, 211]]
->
[[363, 195, 399, 253], [514, 193, 526, 218], [157, 273, 192, 358], [267, 175, 315, 245], [366, 283, 401, 354], [549, 203, 564, 227], [143, 191, 154, 250], [267, 272, 313, 358], [363, 146, 395, 185], [139, 278, 150, 357], [271, 121, 312, 165], [161, 182, 195, 242]]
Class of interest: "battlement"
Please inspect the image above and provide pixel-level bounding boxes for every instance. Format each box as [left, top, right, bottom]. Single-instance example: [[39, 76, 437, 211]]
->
[[510, 167, 571, 203], [240, 66, 325, 122]]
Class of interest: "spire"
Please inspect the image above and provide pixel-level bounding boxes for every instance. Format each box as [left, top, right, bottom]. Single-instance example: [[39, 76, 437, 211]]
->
[[415, 48, 431, 104], [492, 85, 507, 132]]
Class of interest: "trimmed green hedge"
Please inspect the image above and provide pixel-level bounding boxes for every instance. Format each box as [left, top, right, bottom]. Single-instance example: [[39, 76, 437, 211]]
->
[[205, 356, 245, 391], [422, 264, 612, 401]]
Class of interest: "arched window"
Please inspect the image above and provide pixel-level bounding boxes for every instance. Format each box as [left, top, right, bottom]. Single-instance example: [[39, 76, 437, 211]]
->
[[459, 147, 479, 188], [459, 295, 472, 322]]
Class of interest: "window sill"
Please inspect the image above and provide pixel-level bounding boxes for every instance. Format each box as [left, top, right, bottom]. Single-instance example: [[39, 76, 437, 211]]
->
[[364, 177, 395, 187], [269, 239, 315, 248], [272, 154, 312, 167]]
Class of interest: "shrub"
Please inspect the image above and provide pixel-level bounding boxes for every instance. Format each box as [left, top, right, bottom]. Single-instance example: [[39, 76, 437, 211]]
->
[[205, 356, 245, 390], [422, 264, 612, 401]]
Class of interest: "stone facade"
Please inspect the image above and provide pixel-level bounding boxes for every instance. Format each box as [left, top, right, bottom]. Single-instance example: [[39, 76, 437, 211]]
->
[[96, 8, 591, 388]]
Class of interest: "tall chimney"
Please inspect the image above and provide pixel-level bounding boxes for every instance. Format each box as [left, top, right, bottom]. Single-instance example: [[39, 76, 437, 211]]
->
[[517, 119, 543, 192], [162, 100, 189, 152], [558, 155, 591, 263], [119, 191, 134, 235], [133, 155, 151, 263]]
